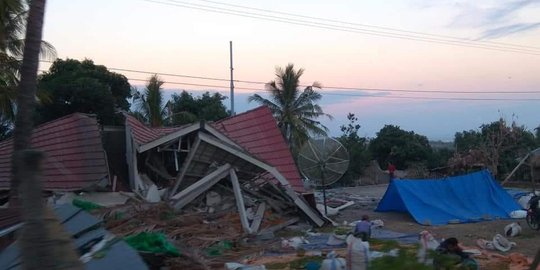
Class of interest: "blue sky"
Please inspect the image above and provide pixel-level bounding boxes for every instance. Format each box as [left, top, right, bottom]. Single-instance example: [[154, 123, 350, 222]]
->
[[42, 0, 540, 141]]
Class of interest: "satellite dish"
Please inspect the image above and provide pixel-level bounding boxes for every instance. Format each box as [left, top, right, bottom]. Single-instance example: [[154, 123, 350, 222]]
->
[[297, 137, 349, 215]]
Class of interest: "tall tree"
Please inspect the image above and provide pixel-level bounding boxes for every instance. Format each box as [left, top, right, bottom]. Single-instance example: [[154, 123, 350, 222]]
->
[[133, 74, 167, 127], [368, 125, 432, 169], [248, 64, 331, 151], [12, 0, 82, 268], [37, 59, 131, 125], [337, 113, 370, 185], [169, 90, 229, 125]]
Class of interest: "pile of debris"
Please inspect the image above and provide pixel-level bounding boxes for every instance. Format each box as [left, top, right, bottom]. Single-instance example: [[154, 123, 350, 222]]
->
[[92, 186, 308, 269]]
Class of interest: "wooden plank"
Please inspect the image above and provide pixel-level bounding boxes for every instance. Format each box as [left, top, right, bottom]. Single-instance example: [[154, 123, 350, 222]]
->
[[170, 163, 231, 209], [249, 202, 266, 234], [258, 217, 300, 235], [230, 169, 252, 234], [502, 153, 530, 186], [198, 132, 324, 226], [170, 136, 201, 197], [139, 123, 200, 153]]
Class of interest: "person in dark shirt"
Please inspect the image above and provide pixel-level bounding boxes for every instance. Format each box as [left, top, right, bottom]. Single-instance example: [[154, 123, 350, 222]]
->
[[434, 238, 478, 270], [353, 215, 371, 241]]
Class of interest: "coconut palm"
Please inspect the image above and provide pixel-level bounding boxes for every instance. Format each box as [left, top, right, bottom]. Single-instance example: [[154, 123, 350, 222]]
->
[[0, 0, 56, 57], [13, 0, 83, 268], [0, 0, 55, 124], [133, 74, 169, 127], [248, 64, 331, 151]]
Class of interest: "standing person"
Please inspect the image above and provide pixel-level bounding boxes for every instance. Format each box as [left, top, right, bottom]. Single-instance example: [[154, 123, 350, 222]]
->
[[387, 162, 396, 181], [354, 215, 371, 241]]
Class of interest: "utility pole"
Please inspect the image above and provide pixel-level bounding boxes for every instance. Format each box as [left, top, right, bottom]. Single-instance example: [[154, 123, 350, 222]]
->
[[229, 41, 235, 115]]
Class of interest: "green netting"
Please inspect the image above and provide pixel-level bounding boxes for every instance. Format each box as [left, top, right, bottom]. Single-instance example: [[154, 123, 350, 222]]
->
[[124, 232, 180, 256], [205, 240, 232, 256], [72, 198, 103, 211]]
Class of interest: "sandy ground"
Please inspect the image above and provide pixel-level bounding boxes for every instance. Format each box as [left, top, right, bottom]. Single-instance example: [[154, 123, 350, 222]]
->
[[327, 185, 540, 258]]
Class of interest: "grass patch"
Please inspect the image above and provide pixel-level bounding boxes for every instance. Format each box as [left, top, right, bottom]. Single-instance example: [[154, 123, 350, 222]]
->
[[370, 239, 401, 252], [370, 249, 432, 270]]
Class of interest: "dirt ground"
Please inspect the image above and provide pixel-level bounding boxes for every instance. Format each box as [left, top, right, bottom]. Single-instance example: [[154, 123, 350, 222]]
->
[[328, 185, 540, 258]]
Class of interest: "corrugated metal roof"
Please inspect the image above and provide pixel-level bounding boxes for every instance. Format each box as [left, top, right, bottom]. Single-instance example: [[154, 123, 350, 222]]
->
[[0, 113, 109, 191], [0, 208, 20, 234], [124, 114, 183, 146], [212, 106, 305, 192], [0, 204, 148, 270]]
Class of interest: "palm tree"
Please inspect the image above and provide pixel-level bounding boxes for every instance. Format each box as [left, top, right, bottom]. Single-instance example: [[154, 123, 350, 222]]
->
[[248, 64, 331, 151], [133, 74, 168, 127], [13, 0, 82, 268], [0, 0, 54, 129]]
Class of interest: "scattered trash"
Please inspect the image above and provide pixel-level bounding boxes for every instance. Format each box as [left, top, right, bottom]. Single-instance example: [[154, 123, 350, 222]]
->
[[72, 198, 104, 211], [492, 234, 516, 252], [124, 232, 180, 256], [205, 240, 233, 256], [224, 262, 267, 270], [321, 251, 346, 270], [371, 219, 384, 228], [281, 236, 309, 249], [504, 222, 522, 237], [510, 210, 527, 219], [476, 234, 516, 252], [316, 204, 339, 216], [476, 239, 495, 250], [326, 233, 347, 246]]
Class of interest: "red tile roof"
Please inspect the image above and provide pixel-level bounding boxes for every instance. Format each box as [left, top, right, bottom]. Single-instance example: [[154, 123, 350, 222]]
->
[[212, 106, 305, 192], [124, 114, 183, 146], [0, 113, 109, 191]]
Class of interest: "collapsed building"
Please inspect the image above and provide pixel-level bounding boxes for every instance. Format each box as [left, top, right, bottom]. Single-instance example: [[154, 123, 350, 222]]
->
[[124, 106, 324, 230], [0, 106, 324, 254]]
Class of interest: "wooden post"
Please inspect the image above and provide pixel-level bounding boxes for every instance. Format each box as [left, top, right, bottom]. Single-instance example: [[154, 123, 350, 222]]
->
[[230, 169, 252, 234]]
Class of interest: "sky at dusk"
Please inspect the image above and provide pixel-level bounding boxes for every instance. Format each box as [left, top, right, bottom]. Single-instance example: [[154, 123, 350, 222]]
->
[[40, 0, 540, 141]]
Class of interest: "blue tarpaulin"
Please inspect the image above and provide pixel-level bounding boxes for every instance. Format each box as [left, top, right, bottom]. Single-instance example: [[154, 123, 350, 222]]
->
[[375, 170, 521, 225]]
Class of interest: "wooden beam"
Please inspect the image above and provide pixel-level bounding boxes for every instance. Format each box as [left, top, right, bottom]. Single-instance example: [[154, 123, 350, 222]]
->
[[502, 153, 531, 186], [170, 163, 231, 209], [170, 136, 201, 197], [249, 202, 266, 234], [198, 132, 324, 227], [257, 217, 299, 236], [230, 169, 252, 234], [139, 123, 200, 153]]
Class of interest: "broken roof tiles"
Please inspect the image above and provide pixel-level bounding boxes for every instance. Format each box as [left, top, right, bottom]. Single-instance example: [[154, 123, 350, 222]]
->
[[125, 114, 183, 146], [0, 113, 109, 191], [212, 106, 305, 192]]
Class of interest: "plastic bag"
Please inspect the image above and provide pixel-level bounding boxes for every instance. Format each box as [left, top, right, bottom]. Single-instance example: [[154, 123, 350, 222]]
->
[[346, 235, 369, 270], [321, 251, 346, 270], [124, 232, 180, 256]]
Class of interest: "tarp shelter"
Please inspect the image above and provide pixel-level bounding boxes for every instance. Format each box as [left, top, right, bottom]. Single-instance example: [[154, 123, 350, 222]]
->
[[375, 170, 521, 225]]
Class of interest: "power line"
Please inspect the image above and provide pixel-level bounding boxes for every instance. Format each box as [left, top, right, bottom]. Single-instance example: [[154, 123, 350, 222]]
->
[[140, 0, 540, 55], [127, 77, 540, 101], [39, 59, 540, 95], [197, 0, 540, 51]]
